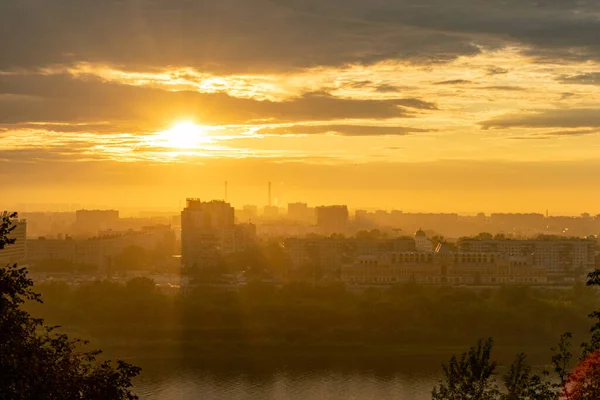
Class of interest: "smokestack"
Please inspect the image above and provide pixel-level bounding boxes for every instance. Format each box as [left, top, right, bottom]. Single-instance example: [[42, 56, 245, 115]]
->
[[268, 182, 272, 207], [225, 181, 228, 202]]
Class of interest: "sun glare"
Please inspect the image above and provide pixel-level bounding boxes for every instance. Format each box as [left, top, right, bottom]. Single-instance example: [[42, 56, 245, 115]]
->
[[157, 121, 211, 149]]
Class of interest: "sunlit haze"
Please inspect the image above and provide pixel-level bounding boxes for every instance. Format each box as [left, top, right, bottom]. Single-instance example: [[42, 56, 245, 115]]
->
[[2, 1, 600, 213]]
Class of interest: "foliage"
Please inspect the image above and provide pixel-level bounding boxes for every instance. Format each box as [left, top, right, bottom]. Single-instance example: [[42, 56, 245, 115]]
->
[[0, 212, 140, 399], [432, 271, 600, 400], [27, 277, 597, 351], [432, 338, 499, 400]]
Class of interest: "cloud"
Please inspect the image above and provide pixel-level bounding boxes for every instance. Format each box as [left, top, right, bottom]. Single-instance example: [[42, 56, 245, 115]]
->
[[0, 74, 436, 126], [508, 129, 600, 139], [0, 122, 150, 135], [0, 0, 488, 73], [487, 67, 509, 75], [434, 79, 472, 85], [481, 86, 525, 91], [480, 109, 600, 129], [375, 84, 402, 93], [2, 0, 600, 76], [544, 128, 600, 136], [257, 124, 429, 136], [558, 72, 600, 85]]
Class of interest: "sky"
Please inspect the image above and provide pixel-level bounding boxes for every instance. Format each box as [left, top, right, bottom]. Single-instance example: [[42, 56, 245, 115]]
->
[[2, 0, 600, 214]]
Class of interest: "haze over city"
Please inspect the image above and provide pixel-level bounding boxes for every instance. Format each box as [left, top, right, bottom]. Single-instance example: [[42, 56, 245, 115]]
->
[[4, 1, 600, 213]]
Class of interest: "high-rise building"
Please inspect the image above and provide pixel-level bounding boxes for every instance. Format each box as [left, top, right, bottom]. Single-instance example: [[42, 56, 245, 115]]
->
[[0, 218, 27, 266], [74, 209, 119, 235], [287, 202, 314, 223], [316, 205, 349, 234], [235, 205, 258, 223], [181, 199, 235, 272]]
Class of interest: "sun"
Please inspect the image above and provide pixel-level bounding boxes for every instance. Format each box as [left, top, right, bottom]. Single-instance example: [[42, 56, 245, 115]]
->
[[157, 121, 210, 149]]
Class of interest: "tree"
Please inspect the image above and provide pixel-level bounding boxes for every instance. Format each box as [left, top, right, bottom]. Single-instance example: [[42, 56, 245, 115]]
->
[[0, 211, 141, 399], [432, 338, 500, 400], [564, 269, 600, 400], [432, 270, 600, 400], [113, 245, 150, 271]]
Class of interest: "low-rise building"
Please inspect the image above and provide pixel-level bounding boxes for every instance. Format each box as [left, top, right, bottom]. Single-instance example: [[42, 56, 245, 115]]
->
[[341, 246, 547, 286]]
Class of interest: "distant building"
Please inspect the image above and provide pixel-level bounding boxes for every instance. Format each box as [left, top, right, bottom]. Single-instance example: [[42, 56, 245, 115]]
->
[[236, 205, 258, 223], [222, 223, 257, 254], [341, 247, 546, 286], [458, 238, 596, 274], [316, 205, 349, 234], [414, 229, 433, 252], [74, 209, 119, 235], [263, 205, 279, 219], [181, 199, 234, 271], [0, 219, 27, 266], [284, 236, 347, 274], [287, 202, 314, 223], [26, 225, 175, 270]]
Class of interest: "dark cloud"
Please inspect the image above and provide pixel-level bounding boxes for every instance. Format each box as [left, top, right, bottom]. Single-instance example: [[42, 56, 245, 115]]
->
[[480, 109, 600, 129], [258, 125, 429, 136], [2, 1, 599, 76], [558, 72, 600, 85], [375, 84, 402, 93], [544, 128, 600, 136], [507, 136, 554, 140], [0, 0, 488, 73], [434, 79, 472, 85], [487, 67, 509, 75], [0, 74, 436, 126], [346, 81, 375, 89], [482, 86, 525, 91], [0, 122, 150, 134], [508, 128, 600, 139], [0, 145, 101, 163]]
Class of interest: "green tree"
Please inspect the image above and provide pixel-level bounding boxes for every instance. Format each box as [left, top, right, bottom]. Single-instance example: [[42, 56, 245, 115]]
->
[[0, 211, 140, 399], [432, 270, 600, 400], [432, 338, 500, 400]]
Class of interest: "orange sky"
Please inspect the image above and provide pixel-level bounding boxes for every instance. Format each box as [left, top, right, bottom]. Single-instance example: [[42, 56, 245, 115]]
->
[[2, 1, 600, 214]]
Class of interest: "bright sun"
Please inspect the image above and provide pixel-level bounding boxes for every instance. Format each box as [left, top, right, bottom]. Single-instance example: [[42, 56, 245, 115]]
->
[[158, 121, 210, 149]]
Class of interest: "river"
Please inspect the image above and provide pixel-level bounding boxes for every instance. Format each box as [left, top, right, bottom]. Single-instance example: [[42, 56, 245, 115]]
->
[[129, 352, 484, 400], [124, 346, 556, 400]]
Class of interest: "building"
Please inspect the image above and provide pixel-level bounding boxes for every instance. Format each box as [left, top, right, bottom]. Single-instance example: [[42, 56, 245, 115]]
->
[[341, 246, 547, 286], [316, 205, 349, 234], [287, 202, 314, 223], [73, 209, 119, 236], [181, 199, 235, 272], [414, 229, 433, 252], [236, 205, 258, 223], [222, 223, 257, 254], [458, 238, 596, 274], [263, 205, 279, 219], [26, 225, 176, 271], [0, 218, 27, 266], [284, 236, 347, 274]]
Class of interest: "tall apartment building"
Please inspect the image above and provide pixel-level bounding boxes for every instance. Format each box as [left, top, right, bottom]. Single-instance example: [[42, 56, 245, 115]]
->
[[287, 202, 315, 224], [73, 209, 119, 235], [458, 239, 595, 273], [0, 218, 27, 266], [181, 199, 235, 272], [316, 205, 349, 234]]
